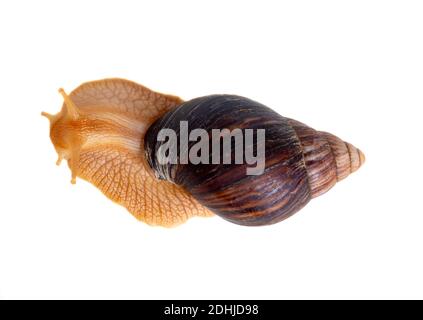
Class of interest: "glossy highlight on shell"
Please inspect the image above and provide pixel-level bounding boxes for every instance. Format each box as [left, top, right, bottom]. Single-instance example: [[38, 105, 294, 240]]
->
[[42, 78, 365, 227]]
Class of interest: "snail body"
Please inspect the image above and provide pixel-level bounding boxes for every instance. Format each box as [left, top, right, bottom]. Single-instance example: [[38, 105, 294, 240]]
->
[[42, 79, 364, 227]]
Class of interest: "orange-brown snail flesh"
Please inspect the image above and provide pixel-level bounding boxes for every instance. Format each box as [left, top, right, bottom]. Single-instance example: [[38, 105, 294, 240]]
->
[[42, 79, 213, 227]]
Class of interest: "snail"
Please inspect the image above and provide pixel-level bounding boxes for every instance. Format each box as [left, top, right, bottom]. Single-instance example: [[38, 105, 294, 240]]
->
[[42, 78, 365, 227]]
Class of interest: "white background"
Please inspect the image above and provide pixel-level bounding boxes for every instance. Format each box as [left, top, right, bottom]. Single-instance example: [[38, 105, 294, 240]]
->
[[0, 0, 422, 300]]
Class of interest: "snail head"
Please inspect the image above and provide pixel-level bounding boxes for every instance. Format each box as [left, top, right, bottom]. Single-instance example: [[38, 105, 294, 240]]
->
[[41, 88, 83, 183]]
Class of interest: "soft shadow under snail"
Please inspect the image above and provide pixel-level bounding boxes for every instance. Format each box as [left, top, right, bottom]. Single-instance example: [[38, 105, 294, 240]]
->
[[42, 78, 365, 227]]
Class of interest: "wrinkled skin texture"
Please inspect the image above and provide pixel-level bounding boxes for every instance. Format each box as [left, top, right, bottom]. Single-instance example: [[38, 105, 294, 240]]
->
[[42, 79, 213, 227]]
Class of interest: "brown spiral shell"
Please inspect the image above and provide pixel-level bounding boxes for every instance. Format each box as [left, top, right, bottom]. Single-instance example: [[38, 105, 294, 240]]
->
[[145, 95, 365, 226]]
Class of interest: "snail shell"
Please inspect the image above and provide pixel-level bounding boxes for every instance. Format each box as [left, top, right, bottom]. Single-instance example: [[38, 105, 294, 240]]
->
[[145, 95, 365, 226], [42, 79, 364, 227]]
